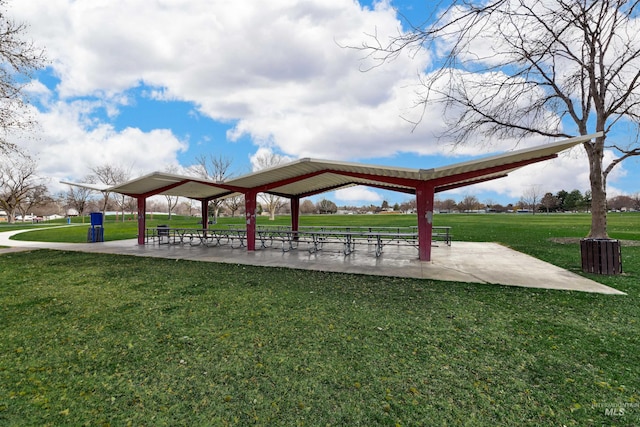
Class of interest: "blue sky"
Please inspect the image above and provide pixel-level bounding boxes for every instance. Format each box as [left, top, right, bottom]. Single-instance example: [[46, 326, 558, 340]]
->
[[11, 0, 639, 207]]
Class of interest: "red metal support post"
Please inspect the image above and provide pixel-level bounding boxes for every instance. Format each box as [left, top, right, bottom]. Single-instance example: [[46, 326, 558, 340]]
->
[[290, 196, 300, 242], [137, 196, 146, 245], [201, 199, 209, 230], [245, 191, 258, 251], [415, 182, 435, 261], [290, 196, 300, 232]]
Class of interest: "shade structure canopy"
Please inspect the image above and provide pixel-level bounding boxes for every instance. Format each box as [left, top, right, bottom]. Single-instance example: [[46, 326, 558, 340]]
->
[[108, 134, 597, 201], [72, 133, 600, 261]]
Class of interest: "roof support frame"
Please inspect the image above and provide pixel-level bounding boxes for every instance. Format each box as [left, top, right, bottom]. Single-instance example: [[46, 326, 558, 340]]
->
[[129, 179, 192, 199], [90, 134, 599, 262], [416, 182, 435, 261], [435, 174, 509, 193], [428, 154, 558, 188]]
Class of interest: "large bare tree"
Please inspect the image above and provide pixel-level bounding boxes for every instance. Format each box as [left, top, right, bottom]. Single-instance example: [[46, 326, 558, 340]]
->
[[17, 181, 49, 219], [89, 164, 132, 221], [0, 149, 43, 223], [457, 194, 480, 213], [0, 0, 46, 153], [162, 165, 181, 220], [64, 177, 94, 220], [521, 185, 542, 214], [224, 194, 244, 218], [191, 155, 233, 223], [252, 151, 290, 220], [359, 0, 640, 238]]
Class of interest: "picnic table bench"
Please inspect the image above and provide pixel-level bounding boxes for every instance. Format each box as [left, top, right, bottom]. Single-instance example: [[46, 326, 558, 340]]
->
[[146, 227, 246, 248], [256, 225, 452, 256], [147, 225, 452, 257]]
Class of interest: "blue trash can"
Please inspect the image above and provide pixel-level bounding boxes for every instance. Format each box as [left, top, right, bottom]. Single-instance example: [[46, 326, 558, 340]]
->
[[90, 212, 103, 227], [87, 226, 104, 243], [87, 213, 105, 242]]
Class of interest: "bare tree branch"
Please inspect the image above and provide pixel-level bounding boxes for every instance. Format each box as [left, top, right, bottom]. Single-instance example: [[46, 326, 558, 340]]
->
[[0, 148, 44, 222], [0, 0, 46, 153], [353, 0, 640, 238], [190, 155, 234, 222]]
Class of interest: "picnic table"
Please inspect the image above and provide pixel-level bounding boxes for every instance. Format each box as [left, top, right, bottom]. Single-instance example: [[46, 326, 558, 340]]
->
[[147, 225, 452, 257], [147, 227, 246, 248], [256, 225, 452, 257]]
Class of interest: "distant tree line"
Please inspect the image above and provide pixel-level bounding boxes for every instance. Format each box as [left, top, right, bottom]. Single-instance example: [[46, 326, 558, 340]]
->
[[433, 189, 639, 214]]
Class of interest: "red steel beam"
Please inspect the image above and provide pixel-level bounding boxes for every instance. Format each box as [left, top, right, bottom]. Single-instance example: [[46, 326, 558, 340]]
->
[[266, 182, 352, 199], [323, 169, 421, 188], [435, 174, 508, 193], [137, 197, 146, 245]]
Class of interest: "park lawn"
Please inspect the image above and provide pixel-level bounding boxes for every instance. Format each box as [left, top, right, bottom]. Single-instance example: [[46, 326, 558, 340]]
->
[[1, 213, 639, 425]]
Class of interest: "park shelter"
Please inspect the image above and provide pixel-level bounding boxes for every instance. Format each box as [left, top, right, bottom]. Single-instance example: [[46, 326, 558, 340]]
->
[[97, 133, 598, 261]]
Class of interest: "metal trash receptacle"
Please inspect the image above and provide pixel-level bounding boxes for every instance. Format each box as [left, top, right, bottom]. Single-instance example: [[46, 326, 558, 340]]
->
[[87, 226, 104, 243], [157, 225, 170, 244], [90, 212, 103, 226]]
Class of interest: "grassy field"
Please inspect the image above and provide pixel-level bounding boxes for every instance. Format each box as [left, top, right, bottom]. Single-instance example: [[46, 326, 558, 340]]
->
[[1, 213, 639, 425]]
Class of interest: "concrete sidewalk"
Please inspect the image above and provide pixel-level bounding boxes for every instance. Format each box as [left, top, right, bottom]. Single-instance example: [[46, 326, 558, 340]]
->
[[0, 228, 625, 295]]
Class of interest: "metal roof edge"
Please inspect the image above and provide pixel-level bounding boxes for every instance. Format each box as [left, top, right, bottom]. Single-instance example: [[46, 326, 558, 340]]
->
[[428, 133, 601, 176], [59, 181, 111, 192]]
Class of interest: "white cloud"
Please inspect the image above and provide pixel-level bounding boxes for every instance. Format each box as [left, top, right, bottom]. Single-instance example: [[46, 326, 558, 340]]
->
[[12, 0, 447, 160], [9, 100, 187, 194], [10, 0, 563, 161], [334, 186, 383, 203]]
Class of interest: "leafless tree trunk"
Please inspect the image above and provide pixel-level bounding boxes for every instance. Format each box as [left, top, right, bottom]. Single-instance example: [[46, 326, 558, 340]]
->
[[191, 155, 233, 223], [65, 175, 94, 219], [521, 185, 542, 214], [252, 151, 290, 220], [0, 150, 42, 223], [89, 164, 132, 221], [224, 195, 244, 217], [300, 199, 317, 214], [357, 0, 640, 238], [162, 165, 181, 220], [458, 194, 479, 213], [18, 183, 49, 219], [164, 195, 179, 220], [632, 193, 640, 211]]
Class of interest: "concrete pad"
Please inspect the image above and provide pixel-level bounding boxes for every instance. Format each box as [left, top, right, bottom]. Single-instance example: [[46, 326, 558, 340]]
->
[[0, 228, 625, 295]]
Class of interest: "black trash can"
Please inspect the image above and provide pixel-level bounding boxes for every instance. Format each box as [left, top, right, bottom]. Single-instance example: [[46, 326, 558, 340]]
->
[[157, 225, 170, 244], [580, 238, 622, 275]]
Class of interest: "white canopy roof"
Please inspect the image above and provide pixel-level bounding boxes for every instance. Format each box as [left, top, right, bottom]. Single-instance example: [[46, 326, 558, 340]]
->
[[68, 133, 599, 201]]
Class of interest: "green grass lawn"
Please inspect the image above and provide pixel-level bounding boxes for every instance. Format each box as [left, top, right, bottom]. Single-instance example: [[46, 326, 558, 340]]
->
[[1, 213, 639, 425]]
